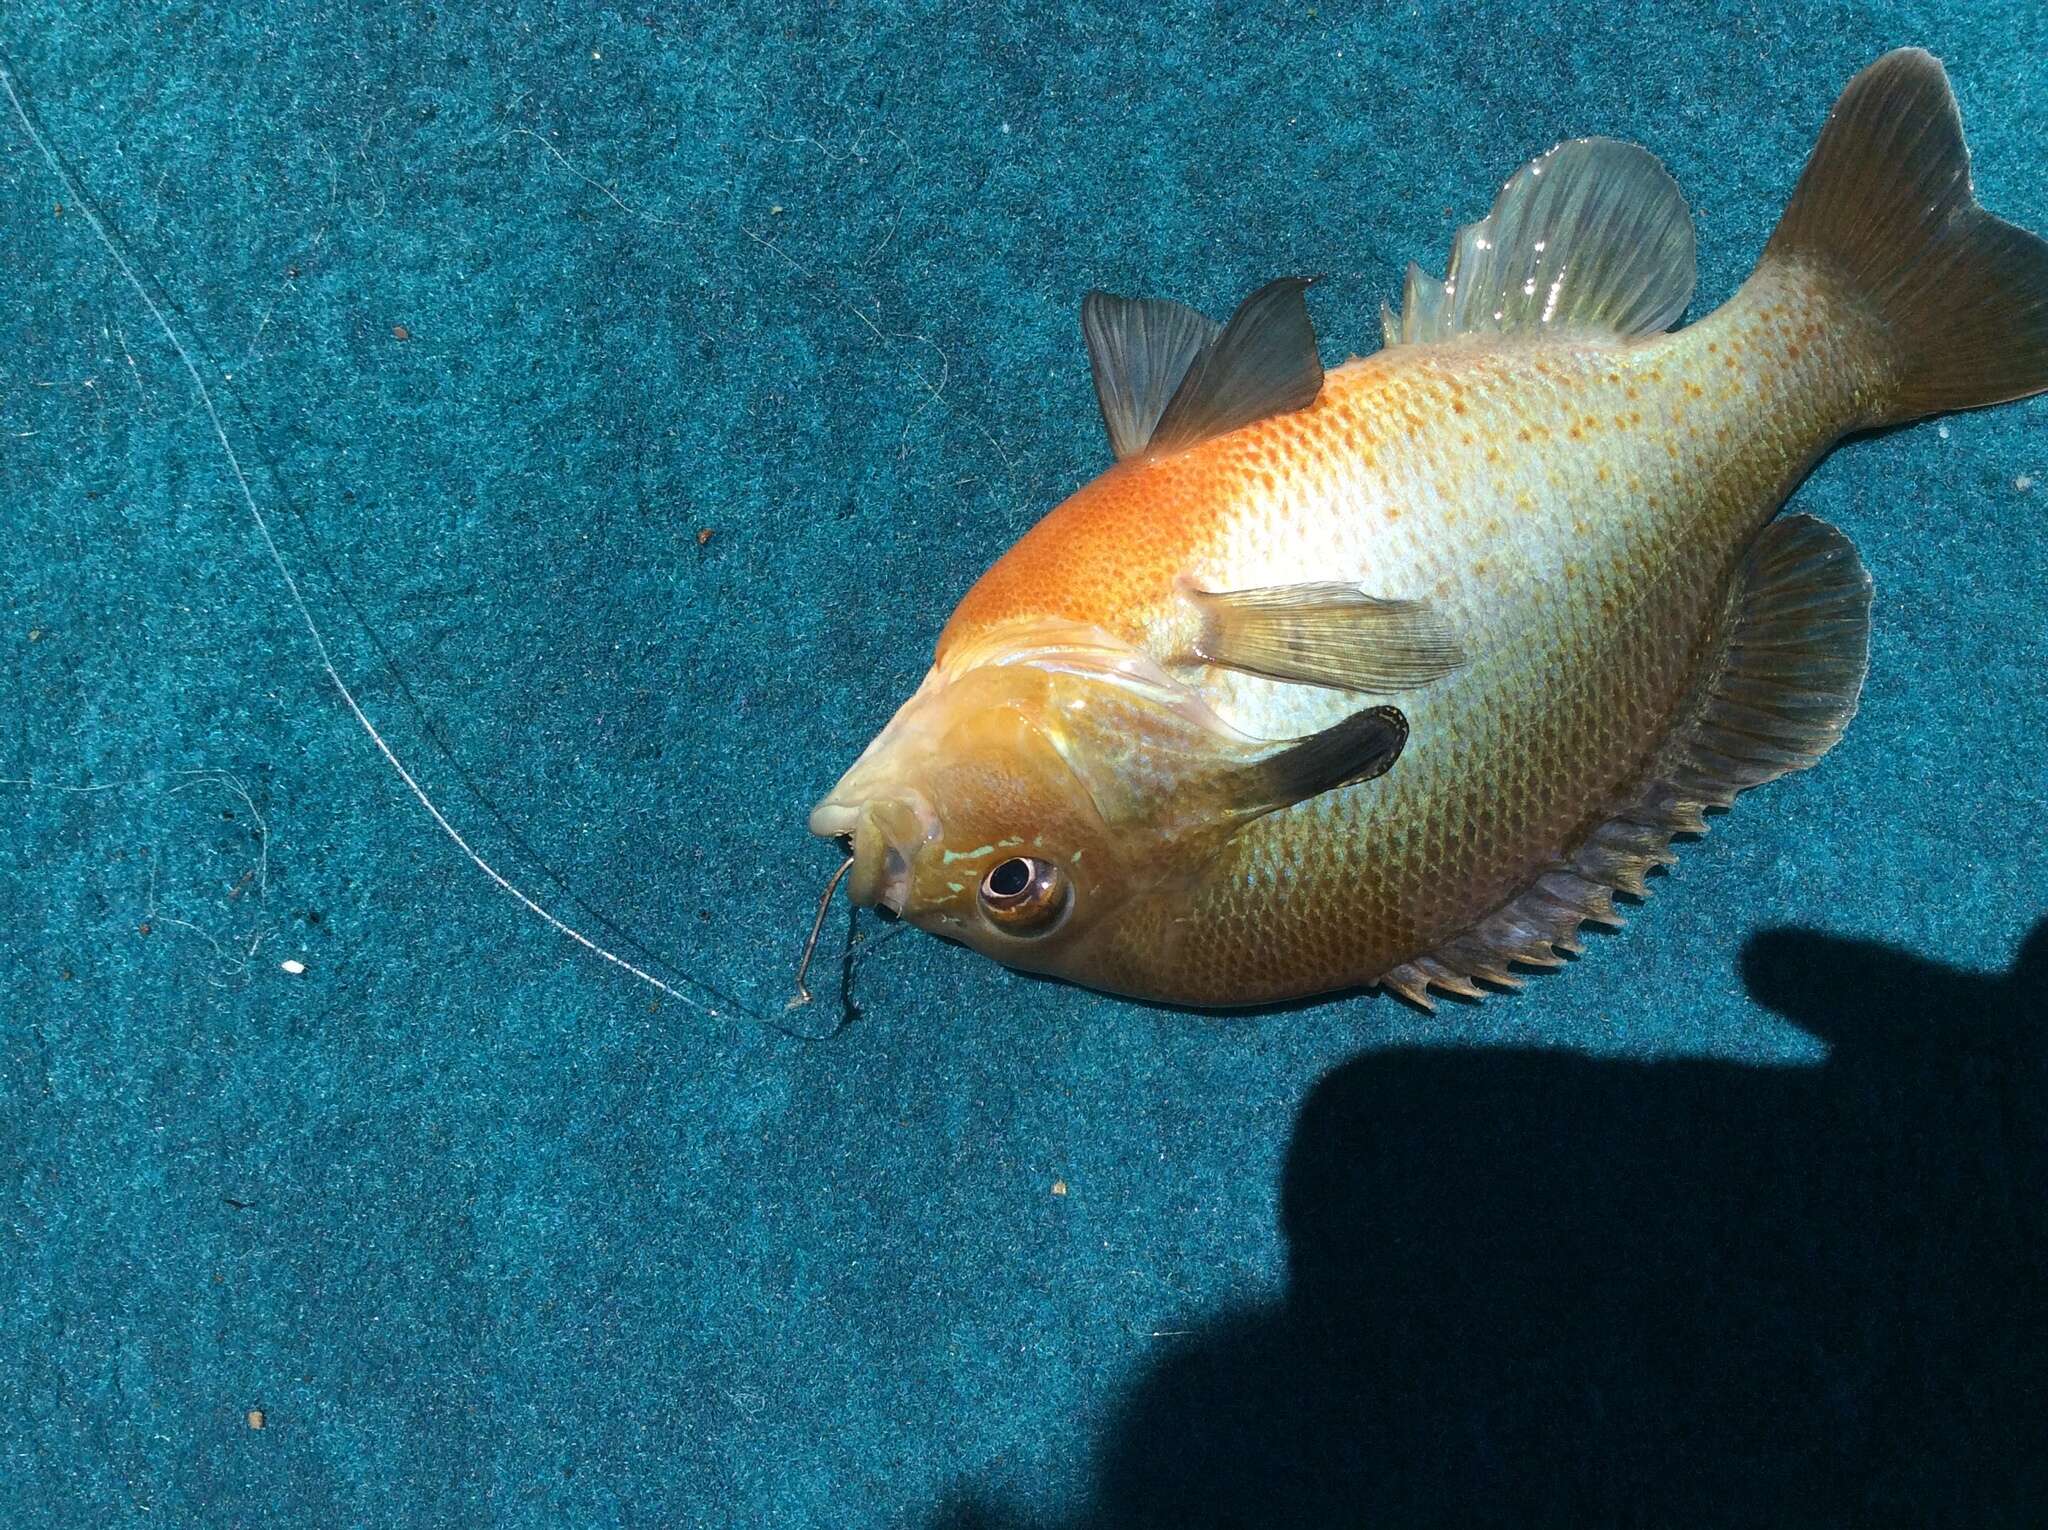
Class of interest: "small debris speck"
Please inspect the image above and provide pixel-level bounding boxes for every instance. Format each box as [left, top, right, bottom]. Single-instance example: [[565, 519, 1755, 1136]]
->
[[53, 203, 63, 217], [2016, 474, 2035, 492], [280, 959, 307, 976], [1051, 1179, 1068, 1197], [392, 324, 411, 341], [27, 628, 40, 641], [1937, 423, 1950, 440], [246, 1409, 265, 1430], [696, 527, 714, 546], [770, 204, 783, 216], [137, 922, 152, 936]]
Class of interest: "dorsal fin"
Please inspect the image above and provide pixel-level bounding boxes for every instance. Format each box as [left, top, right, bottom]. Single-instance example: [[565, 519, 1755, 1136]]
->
[[1081, 293, 1222, 460], [1381, 137, 1697, 348], [1083, 279, 1324, 460], [1378, 513, 1871, 1009]]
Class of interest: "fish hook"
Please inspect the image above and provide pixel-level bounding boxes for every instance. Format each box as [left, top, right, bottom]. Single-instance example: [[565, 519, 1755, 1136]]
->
[[787, 852, 855, 1011]]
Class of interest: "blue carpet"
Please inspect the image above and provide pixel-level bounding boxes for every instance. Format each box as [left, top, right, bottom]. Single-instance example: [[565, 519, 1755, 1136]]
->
[[3, 4, 2044, 1525]]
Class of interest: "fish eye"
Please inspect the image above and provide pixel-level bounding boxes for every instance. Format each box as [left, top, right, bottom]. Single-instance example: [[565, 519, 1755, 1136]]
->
[[978, 856, 1069, 935]]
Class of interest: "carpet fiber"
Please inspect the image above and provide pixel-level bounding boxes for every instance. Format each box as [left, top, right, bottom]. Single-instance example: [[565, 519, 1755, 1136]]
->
[[3, 4, 2044, 1524]]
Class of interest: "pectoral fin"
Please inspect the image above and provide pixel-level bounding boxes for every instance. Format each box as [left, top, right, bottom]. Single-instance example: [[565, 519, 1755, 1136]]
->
[[1190, 581, 1466, 692], [1222, 704, 1409, 819]]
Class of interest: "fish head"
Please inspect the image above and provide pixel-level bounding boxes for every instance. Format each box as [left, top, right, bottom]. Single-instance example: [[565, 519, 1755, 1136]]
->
[[808, 621, 1262, 985]]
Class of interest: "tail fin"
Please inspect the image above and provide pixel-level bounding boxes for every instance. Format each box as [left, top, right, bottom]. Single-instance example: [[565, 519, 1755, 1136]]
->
[[1763, 48, 2048, 427]]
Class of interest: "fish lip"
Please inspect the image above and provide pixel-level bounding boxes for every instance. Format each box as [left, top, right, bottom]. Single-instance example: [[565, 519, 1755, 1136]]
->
[[808, 801, 859, 840], [809, 793, 936, 917], [861, 836, 913, 916]]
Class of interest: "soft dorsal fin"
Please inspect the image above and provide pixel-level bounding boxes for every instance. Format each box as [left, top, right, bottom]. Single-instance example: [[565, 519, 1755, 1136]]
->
[[1377, 512, 1871, 1009], [1083, 278, 1324, 459], [1381, 137, 1697, 348], [1188, 580, 1466, 692], [1081, 293, 1222, 460]]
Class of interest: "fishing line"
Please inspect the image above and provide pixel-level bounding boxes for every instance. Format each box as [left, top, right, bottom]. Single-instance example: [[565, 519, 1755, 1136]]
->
[[2, 53, 847, 1038]]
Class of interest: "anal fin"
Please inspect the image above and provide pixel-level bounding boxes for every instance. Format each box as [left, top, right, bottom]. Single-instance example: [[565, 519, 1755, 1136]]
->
[[1382, 136, 1697, 348], [1379, 512, 1872, 1010]]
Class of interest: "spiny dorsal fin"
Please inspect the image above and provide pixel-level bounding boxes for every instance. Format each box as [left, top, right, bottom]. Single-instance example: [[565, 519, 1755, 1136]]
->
[[1081, 293, 1223, 460], [1189, 580, 1466, 692], [1082, 279, 1323, 460], [1378, 512, 1871, 1010], [1382, 137, 1696, 348]]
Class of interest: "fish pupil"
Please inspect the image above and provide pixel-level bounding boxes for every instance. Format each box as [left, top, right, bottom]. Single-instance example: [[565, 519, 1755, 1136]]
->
[[988, 858, 1032, 898]]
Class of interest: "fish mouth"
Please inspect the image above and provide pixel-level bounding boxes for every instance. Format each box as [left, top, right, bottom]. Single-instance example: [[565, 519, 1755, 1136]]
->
[[807, 793, 936, 916]]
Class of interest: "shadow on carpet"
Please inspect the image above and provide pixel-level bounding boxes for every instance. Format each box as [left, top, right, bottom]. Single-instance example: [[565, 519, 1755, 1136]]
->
[[939, 919, 2048, 1528]]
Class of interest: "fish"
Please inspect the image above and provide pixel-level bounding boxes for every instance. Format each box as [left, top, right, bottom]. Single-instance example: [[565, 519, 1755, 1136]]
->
[[807, 49, 2048, 1009]]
